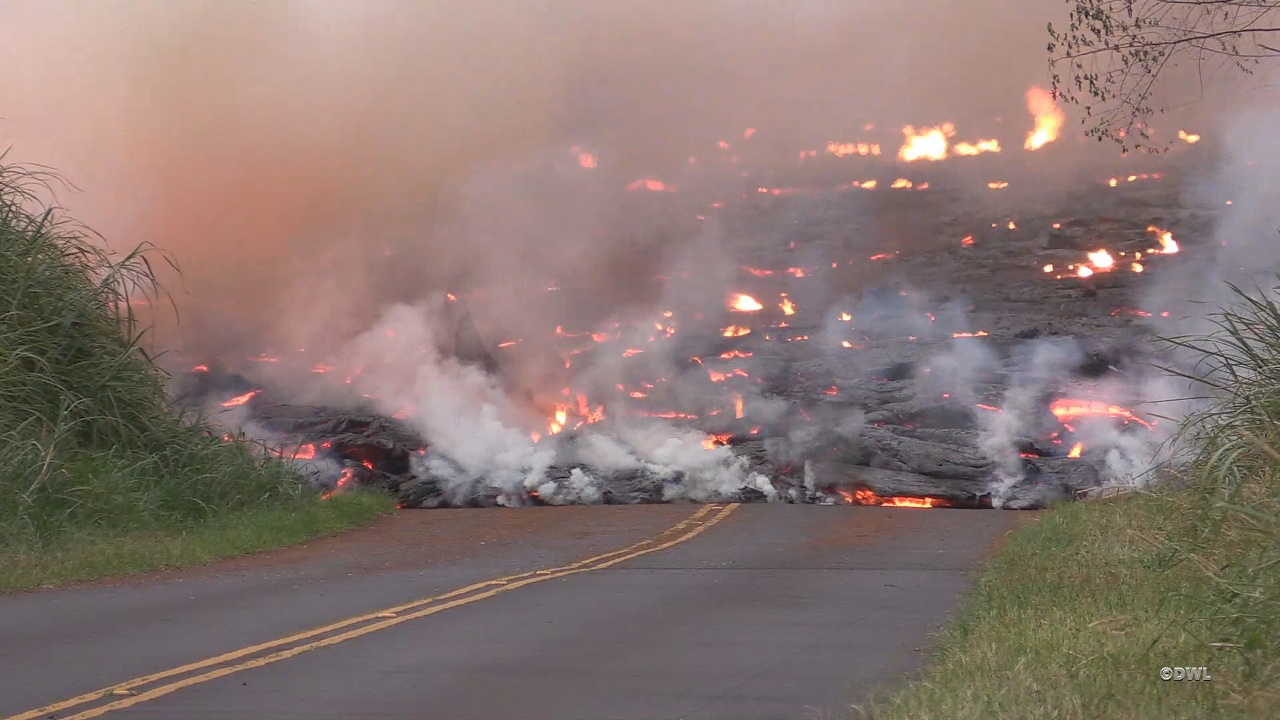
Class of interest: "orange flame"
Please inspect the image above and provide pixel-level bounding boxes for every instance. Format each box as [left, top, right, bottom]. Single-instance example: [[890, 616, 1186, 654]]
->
[[1177, 130, 1200, 144], [1146, 225, 1180, 254], [722, 325, 751, 338], [779, 294, 796, 316], [320, 468, 358, 500], [898, 123, 955, 162], [702, 433, 733, 450], [729, 293, 764, 312], [827, 141, 882, 157], [1067, 442, 1084, 458], [221, 390, 260, 407], [954, 139, 1001, 156], [1024, 86, 1064, 150]]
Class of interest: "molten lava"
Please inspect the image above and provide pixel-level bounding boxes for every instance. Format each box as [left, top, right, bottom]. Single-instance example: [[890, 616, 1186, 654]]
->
[[838, 488, 951, 508], [1050, 399, 1152, 429]]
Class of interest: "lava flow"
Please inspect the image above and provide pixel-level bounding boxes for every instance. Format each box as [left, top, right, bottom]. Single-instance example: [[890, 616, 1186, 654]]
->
[[838, 488, 952, 509]]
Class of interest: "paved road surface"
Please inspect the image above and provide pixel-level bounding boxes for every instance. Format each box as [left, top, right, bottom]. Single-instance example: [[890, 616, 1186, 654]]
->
[[0, 504, 1018, 720]]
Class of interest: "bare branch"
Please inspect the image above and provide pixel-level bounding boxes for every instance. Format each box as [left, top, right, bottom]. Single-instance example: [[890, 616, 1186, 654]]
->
[[1047, 0, 1280, 150]]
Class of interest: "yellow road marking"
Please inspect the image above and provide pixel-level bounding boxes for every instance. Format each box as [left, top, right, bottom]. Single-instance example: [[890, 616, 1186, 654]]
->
[[6, 503, 738, 720]]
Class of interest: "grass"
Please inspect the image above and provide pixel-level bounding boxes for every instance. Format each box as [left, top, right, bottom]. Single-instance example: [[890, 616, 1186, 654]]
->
[[865, 285, 1280, 720], [0, 158, 393, 592]]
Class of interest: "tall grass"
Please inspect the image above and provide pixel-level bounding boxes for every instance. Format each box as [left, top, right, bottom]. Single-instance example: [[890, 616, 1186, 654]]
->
[[1163, 283, 1280, 695], [0, 158, 377, 557]]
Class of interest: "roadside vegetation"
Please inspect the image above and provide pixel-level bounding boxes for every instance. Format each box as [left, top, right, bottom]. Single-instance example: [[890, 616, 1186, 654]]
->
[[866, 287, 1280, 719], [0, 160, 392, 593]]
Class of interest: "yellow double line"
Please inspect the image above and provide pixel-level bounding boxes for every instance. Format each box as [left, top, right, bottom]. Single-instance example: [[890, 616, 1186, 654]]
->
[[7, 503, 739, 720]]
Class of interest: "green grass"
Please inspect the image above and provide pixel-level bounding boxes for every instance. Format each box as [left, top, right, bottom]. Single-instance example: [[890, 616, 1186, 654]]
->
[[0, 157, 392, 592], [866, 285, 1280, 720], [0, 492, 392, 593]]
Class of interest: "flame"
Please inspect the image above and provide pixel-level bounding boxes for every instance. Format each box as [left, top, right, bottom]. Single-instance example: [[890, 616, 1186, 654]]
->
[[1077, 265, 1094, 278], [719, 349, 753, 359], [779, 294, 796, 316], [858, 180, 878, 190], [954, 139, 1001, 156], [742, 266, 774, 277], [722, 325, 751, 337], [320, 468, 358, 501], [1087, 249, 1114, 270], [1067, 442, 1084, 458], [827, 141, 881, 157], [496, 339, 522, 349], [192, 364, 209, 372], [898, 123, 955, 162], [221, 390, 260, 407], [702, 433, 733, 450], [952, 331, 989, 338], [1177, 130, 1201, 144], [1024, 86, 1064, 150], [961, 235, 976, 247], [733, 393, 744, 419], [729, 293, 764, 312], [1050, 398, 1152, 429], [1043, 264, 1054, 273], [838, 488, 951, 508], [786, 267, 808, 278], [1146, 225, 1180, 254], [549, 406, 569, 435], [891, 178, 913, 189], [839, 312, 852, 322], [987, 181, 1009, 190]]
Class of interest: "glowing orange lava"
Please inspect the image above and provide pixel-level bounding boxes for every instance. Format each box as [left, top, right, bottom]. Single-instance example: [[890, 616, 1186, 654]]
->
[[838, 488, 951, 508], [221, 390, 260, 407], [1050, 399, 1152, 429]]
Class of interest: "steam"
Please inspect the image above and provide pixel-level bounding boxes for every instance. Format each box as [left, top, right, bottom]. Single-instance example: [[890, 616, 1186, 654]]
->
[[0, 0, 1180, 363], [1, 1, 1271, 506]]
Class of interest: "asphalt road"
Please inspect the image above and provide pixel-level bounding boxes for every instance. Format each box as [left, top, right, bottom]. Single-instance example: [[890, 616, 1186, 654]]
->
[[0, 504, 1018, 720]]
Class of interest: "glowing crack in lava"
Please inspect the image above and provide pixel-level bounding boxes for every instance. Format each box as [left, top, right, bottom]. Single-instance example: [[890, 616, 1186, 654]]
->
[[838, 488, 951, 508]]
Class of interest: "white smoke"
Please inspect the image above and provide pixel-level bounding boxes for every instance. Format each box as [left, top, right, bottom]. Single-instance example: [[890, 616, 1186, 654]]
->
[[334, 300, 778, 505]]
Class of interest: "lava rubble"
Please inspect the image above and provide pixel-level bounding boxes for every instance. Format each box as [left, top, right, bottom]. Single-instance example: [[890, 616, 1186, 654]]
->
[[174, 157, 1207, 511]]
